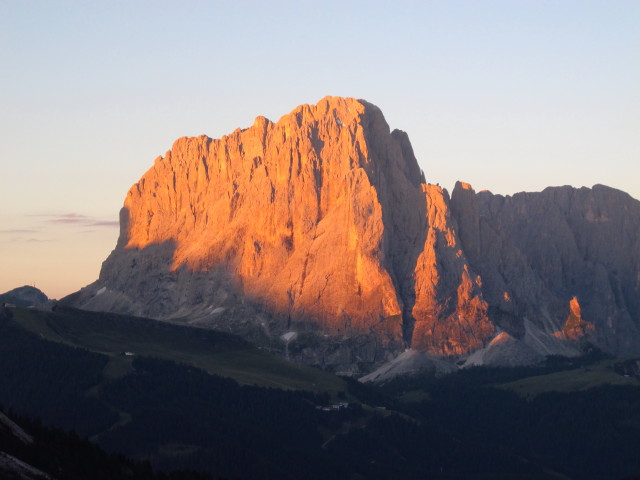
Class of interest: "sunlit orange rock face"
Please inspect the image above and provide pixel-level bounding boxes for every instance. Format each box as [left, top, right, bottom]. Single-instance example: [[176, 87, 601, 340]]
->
[[71, 96, 495, 364], [411, 185, 493, 355], [562, 296, 595, 341], [67, 96, 640, 368], [124, 97, 402, 337]]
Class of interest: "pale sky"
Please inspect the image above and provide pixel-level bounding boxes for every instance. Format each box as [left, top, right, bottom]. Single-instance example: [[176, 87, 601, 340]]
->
[[1, 0, 638, 299]]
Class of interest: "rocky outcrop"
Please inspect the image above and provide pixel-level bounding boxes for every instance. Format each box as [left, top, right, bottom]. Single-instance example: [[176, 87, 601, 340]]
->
[[463, 332, 544, 367], [451, 182, 640, 357], [411, 185, 493, 356], [561, 296, 595, 342], [66, 96, 640, 372], [359, 349, 458, 383]]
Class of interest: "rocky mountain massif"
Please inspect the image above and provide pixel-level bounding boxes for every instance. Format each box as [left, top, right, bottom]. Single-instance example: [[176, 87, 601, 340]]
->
[[65, 96, 640, 373]]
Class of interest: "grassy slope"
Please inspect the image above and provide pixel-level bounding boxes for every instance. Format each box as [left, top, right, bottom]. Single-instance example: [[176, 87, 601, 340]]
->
[[502, 360, 640, 397], [10, 306, 346, 394], [16, 306, 637, 399], [499, 359, 640, 397]]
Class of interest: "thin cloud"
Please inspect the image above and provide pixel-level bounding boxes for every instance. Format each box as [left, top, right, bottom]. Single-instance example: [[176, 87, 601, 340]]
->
[[0, 229, 39, 234], [47, 213, 91, 224], [28, 213, 118, 228], [87, 220, 119, 227], [0, 236, 52, 244], [50, 218, 86, 224], [2, 212, 116, 245], [29, 213, 87, 218]]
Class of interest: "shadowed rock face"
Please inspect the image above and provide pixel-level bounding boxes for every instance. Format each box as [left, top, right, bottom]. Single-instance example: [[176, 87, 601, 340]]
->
[[451, 182, 640, 356], [67, 96, 640, 370]]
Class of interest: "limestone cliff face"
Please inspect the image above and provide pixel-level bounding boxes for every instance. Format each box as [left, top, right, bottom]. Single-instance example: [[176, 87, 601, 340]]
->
[[67, 96, 640, 370], [451, 182, 640, 356], [67, 97, 496, 369], [411, 185, 493, 355], [122, 97, 402, 337]]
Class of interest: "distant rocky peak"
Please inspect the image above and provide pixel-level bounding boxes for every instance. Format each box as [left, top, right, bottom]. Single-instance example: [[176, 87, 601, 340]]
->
[[0, 285, 49, 307], [65, 97, 640, 373]]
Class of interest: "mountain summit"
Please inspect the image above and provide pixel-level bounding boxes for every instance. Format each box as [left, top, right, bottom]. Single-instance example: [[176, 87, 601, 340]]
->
[[66, 97, 640, 372]]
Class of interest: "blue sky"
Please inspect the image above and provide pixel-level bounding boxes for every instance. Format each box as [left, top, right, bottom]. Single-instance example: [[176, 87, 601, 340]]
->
[[1, 0, 638, 298]]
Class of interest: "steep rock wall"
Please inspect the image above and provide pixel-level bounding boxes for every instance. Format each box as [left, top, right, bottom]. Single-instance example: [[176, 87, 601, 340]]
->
[[66, 96, 640, 369], [451, 182, 640, 356], [68, 97, 496, 368]]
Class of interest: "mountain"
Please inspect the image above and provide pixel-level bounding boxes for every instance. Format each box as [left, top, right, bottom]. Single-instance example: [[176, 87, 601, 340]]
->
[[0, 286, 49, 308], [65, 96, 640, 372], [451, 182, 640, 365]]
